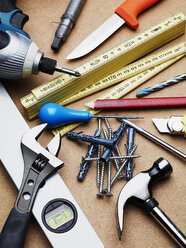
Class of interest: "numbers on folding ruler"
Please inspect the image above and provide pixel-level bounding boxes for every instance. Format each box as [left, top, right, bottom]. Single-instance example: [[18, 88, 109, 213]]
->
[[31, 13, 185, 98], [21, 13, 185, 112]]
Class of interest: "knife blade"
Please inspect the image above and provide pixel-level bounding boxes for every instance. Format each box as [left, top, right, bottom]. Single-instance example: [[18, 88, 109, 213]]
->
[[66, 0, 160, 59]]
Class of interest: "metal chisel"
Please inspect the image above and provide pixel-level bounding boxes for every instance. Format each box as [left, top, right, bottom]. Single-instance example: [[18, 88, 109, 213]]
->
[[67, 0, 160, 59]]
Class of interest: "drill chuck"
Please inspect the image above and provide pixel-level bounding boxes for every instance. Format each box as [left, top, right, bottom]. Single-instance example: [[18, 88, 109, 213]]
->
[[0, 30, 43, 79], [0, 30, 81, 79]]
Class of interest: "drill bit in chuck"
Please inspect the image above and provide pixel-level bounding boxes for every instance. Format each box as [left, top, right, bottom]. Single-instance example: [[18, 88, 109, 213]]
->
[[54, 65, 81, 77], [39, 57, 81, 77]]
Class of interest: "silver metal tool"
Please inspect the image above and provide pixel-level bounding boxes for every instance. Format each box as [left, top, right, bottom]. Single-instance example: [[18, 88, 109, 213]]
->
[[136, 73, 186, 97], [125, 127, 136, 180], [0, 0, 80, 79], [51, 0, 86, 51], [0, 30, 80, 79], [85, 155, 140, 161], [0, 124, 63, 248], [152, 115, 186, 136], [117, 157, 186, 247], [110, 145, 138, 187], [96, 118, 102, 187], [0, 83, 104, 248], [118, 119, 186, 161]]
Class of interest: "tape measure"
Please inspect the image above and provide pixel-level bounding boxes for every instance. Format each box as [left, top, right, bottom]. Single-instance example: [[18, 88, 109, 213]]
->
[[52, 52, 185, 136], [21, 13, 186, 119]]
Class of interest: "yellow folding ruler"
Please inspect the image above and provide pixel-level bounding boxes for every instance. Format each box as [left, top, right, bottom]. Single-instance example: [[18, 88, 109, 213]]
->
[[59, 41, 186, 106], [52, 52, 185, 136], [21, 13, 186, 119]]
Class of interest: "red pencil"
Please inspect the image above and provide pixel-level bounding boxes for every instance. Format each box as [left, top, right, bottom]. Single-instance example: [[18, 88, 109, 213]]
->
[[85, 97, 186, 110]]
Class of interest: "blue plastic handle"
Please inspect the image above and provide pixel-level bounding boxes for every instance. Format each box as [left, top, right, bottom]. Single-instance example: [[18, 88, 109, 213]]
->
[[39, 103, 92, 128], [0, 10, 30, 37]]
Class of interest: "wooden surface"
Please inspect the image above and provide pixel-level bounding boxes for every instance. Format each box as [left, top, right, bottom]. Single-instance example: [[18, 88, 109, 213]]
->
[[0, 0, 186, 247]]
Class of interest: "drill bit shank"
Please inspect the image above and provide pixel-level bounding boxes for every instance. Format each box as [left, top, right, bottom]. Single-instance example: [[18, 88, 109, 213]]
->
[[0, 30, 80, 79]]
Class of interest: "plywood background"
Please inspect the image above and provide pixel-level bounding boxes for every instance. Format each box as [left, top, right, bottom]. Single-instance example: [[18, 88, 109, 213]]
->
[[0, 0, 185, 247]]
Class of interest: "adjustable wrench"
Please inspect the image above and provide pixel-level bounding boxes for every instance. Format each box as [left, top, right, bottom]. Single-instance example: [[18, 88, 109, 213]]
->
[[0, 124, 63, 248], [0, 83, 104, 248]]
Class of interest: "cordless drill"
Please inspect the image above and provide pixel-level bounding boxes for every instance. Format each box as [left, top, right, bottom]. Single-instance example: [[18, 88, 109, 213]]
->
[[0, 0, 80, 79]]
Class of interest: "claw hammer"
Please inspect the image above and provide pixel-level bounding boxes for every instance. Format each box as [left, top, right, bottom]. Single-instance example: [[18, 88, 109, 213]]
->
[[117, 158, 186, 247]]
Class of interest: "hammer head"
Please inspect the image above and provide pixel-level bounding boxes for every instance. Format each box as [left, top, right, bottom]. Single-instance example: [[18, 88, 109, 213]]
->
[[117, 157, 172, 240]]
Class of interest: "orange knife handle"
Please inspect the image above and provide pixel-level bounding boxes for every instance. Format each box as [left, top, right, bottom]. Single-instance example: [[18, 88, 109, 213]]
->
[[115, 0, 160, 29]]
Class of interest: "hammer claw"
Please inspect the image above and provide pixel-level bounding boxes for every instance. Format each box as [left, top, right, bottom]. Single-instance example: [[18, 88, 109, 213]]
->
[[116, 158, 186, 248], [117, 173, 151, 239]]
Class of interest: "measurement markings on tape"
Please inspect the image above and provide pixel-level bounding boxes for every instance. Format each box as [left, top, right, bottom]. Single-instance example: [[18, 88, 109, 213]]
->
[[22, 40, 186, 120], [21, 12, 186, 119], [52, 53, 185, 136], [32, 13, 185, 99], [59, 42, 186, 106], [23, 40, 186, 120]]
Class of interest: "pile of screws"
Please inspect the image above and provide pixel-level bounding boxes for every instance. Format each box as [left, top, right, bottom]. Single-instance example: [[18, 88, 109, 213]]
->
[[66, 117, 140, 198]]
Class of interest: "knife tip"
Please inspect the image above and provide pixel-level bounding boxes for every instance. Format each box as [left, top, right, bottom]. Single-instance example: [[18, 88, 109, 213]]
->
[[66, 53, 82, 60], [66, 55, 73, 60], [66, 49, 89, 60]]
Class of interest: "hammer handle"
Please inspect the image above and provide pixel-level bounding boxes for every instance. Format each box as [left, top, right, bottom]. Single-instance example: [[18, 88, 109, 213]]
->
[[150, 206, 186, 247]]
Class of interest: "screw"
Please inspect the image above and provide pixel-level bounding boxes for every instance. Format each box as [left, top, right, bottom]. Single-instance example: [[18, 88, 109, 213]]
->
[[104, 118, 125, 179], [125, 127, 136, 180], [106, 159, 113, 197], [103, 120, 113, 196], [96, 118, 102, 187], [114, 145, 125, 179], [97, 161, 105, 198], [84, 154, 140, 161], [110, 145, 138, 187]]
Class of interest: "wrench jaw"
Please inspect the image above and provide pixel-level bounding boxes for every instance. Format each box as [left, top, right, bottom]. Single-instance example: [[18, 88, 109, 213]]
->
[[46, 132, 61, 156], [15, 124, 64, 213], [0, 123, 65, 248], [21, 123, 63, 169], [22, 123, 48, 142]]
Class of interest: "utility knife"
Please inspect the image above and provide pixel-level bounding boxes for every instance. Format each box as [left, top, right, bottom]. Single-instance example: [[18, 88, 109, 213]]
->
[[66, 0, 160, 59], [152, 115, 186, 137]]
